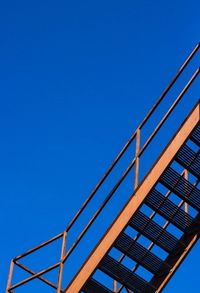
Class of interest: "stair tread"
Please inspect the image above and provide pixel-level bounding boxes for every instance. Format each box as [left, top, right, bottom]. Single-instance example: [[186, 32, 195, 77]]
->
[[145, 189, 194, 231], [190, 124, 200, 146], [129, 211, 180, 253], [176, 144, 200, 179], [160, 167, 200, 211], [82, 278, 113, 293], [99, 255, 156, 293], [114, 232, 171, 275]]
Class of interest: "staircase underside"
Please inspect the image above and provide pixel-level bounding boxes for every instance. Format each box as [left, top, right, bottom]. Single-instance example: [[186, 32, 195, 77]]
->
[[65, 103, 200, 293]]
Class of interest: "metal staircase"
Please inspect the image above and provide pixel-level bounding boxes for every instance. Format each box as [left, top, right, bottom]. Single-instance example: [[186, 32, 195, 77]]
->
[[82, 123, 200, 293], [7, 44, 200, 293]]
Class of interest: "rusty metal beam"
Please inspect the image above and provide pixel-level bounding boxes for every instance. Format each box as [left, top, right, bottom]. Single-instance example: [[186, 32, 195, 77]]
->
[[14, 261, 58, 290], [14, 232, 64, 261], [65, 102, 200, 293], [57, 231, 67, 293], [9, 262, 60, 291], [6, 260, 14, 293]]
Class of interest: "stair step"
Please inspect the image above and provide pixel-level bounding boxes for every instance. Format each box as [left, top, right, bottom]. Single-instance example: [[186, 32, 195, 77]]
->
[[114, 232, 171, 275], [82, 278, 113, 293], [99, 255, 156, 293], [129, 211, 181, 253], [190, 124, 200, 146], [175, 144, 200, 179], [145, 189, 194, 231], [160, 167, 200, 211]]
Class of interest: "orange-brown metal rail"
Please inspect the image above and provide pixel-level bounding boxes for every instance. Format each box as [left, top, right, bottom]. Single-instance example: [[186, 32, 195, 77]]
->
[[6, 43, 200, 293]]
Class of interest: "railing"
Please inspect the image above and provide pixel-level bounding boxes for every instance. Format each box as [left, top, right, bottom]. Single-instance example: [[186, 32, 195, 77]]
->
[[6, 43, 200, 293]]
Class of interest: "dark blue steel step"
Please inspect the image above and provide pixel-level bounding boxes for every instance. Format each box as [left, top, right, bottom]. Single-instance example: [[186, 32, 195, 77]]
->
[[82, 278, 113, 293], [114, 232, 171, 275], [129, 211, 182, 253], [99, 255, 156, 293], [175, 144, 200, 179], [160, 167, 200, 211], [190, 124, 200, 147], [145, 189, 194, 231]]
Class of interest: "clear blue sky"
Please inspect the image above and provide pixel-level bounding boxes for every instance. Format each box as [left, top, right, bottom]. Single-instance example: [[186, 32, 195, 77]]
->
[[1, 1, 200, 292]]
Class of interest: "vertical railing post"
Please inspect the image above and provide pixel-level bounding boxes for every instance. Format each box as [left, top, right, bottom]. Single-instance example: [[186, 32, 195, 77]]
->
[[113, 280, 117, 292], [6, 259, 14, 293], [57, 231, 67, 293], [134, 128, 141, 189], [113, 129, 141, 292], [184, 169, 189, 225]]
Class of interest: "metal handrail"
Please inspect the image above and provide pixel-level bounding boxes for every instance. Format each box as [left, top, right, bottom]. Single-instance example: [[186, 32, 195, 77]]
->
[[65, 43, 200, 234], [62, 65, 199, 263], [61, 50, 200, 264]]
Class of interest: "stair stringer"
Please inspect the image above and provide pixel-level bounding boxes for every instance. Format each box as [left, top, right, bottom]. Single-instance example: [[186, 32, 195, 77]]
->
[[65, 102, 200, 293]]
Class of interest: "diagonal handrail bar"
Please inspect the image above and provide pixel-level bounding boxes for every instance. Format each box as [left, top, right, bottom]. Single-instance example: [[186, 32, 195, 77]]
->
[[65, 43, 200, 234], [14, 232, 64, 261], [14, 261, 58, 290], [62, 67, 200, 263], [9, 262, 60, 291]]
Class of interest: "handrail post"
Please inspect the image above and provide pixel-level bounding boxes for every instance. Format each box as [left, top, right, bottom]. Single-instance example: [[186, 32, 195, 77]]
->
[[113, 280, 117, 292], [113, 129, 141, 292], [184, 169, 189, 228], [184, 169, 188, 214], [57, 231, 67, 293], [6, 259, 14, 293], [134, 128, 141, 189]]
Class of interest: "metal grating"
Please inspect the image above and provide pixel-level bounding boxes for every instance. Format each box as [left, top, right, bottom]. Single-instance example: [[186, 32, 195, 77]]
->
[[129, 211, 182, 253], [145, 189, 194, 231], [99, 255, 156, 293], [114, 232, 171, 275], [82, 278, 113, 293], [160, 167, 200, 211], [190, 124, 200, 147], [176, 144, 200, 179]]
